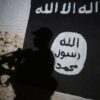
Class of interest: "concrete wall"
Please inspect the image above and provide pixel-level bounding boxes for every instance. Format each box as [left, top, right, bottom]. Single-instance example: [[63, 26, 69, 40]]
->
[[0, 0, 30, 100], [0, 1, 93, 100]]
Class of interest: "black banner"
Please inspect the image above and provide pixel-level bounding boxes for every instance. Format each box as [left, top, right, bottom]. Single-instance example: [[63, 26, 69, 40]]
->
[[24, 0, 100, 99]]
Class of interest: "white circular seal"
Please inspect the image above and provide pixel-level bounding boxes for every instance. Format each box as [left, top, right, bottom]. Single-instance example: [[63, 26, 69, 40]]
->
[[51, 32, 87, 75]]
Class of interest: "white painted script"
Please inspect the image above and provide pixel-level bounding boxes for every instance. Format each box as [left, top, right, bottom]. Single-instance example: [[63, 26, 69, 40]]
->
[[35, 1, 99, 15]]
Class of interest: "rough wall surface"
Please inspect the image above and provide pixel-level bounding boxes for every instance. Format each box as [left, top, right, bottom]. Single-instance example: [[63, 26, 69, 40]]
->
[[0, 0, 30, 100], [51, 91, 92, 100]]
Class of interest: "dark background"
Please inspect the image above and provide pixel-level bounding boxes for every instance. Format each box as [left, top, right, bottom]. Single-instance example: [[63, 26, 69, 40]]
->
[[24, 0, 100, 99]]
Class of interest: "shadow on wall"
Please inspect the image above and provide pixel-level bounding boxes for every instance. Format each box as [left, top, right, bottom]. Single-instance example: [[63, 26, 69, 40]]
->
[[0, 27, 57, 100]]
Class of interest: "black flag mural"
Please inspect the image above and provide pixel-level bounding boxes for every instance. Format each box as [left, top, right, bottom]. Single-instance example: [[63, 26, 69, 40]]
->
[[24, 0, 100, 99]]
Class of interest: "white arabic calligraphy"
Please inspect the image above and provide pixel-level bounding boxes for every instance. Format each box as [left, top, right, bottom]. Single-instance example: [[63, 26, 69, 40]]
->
[[78, 2, 93, 14], [35, 1, 99, 14], [60, 2, 71, 14]]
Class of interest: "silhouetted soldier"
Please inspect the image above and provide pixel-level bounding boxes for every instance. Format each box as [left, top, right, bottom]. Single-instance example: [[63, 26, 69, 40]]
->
[[14, 27, 57, 100]]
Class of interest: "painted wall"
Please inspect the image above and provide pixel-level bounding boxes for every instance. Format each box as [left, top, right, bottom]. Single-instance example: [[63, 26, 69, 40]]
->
[[0, 0, 30, 100], [24, 0, 100, 100], [0, 0, 100, 100]]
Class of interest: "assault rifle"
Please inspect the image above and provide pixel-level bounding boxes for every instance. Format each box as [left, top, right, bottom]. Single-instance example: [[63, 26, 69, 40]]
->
[[0, 48, 23, 86], [0, 48, 22, 64]]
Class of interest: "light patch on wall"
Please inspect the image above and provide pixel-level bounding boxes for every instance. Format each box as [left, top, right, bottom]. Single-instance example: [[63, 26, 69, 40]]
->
[[0, 31, 24, 55], [0, 31, 24, 100], [51, 32, 87, 75], [0, 83, 16, 100], [51, 91, 92, 100]]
